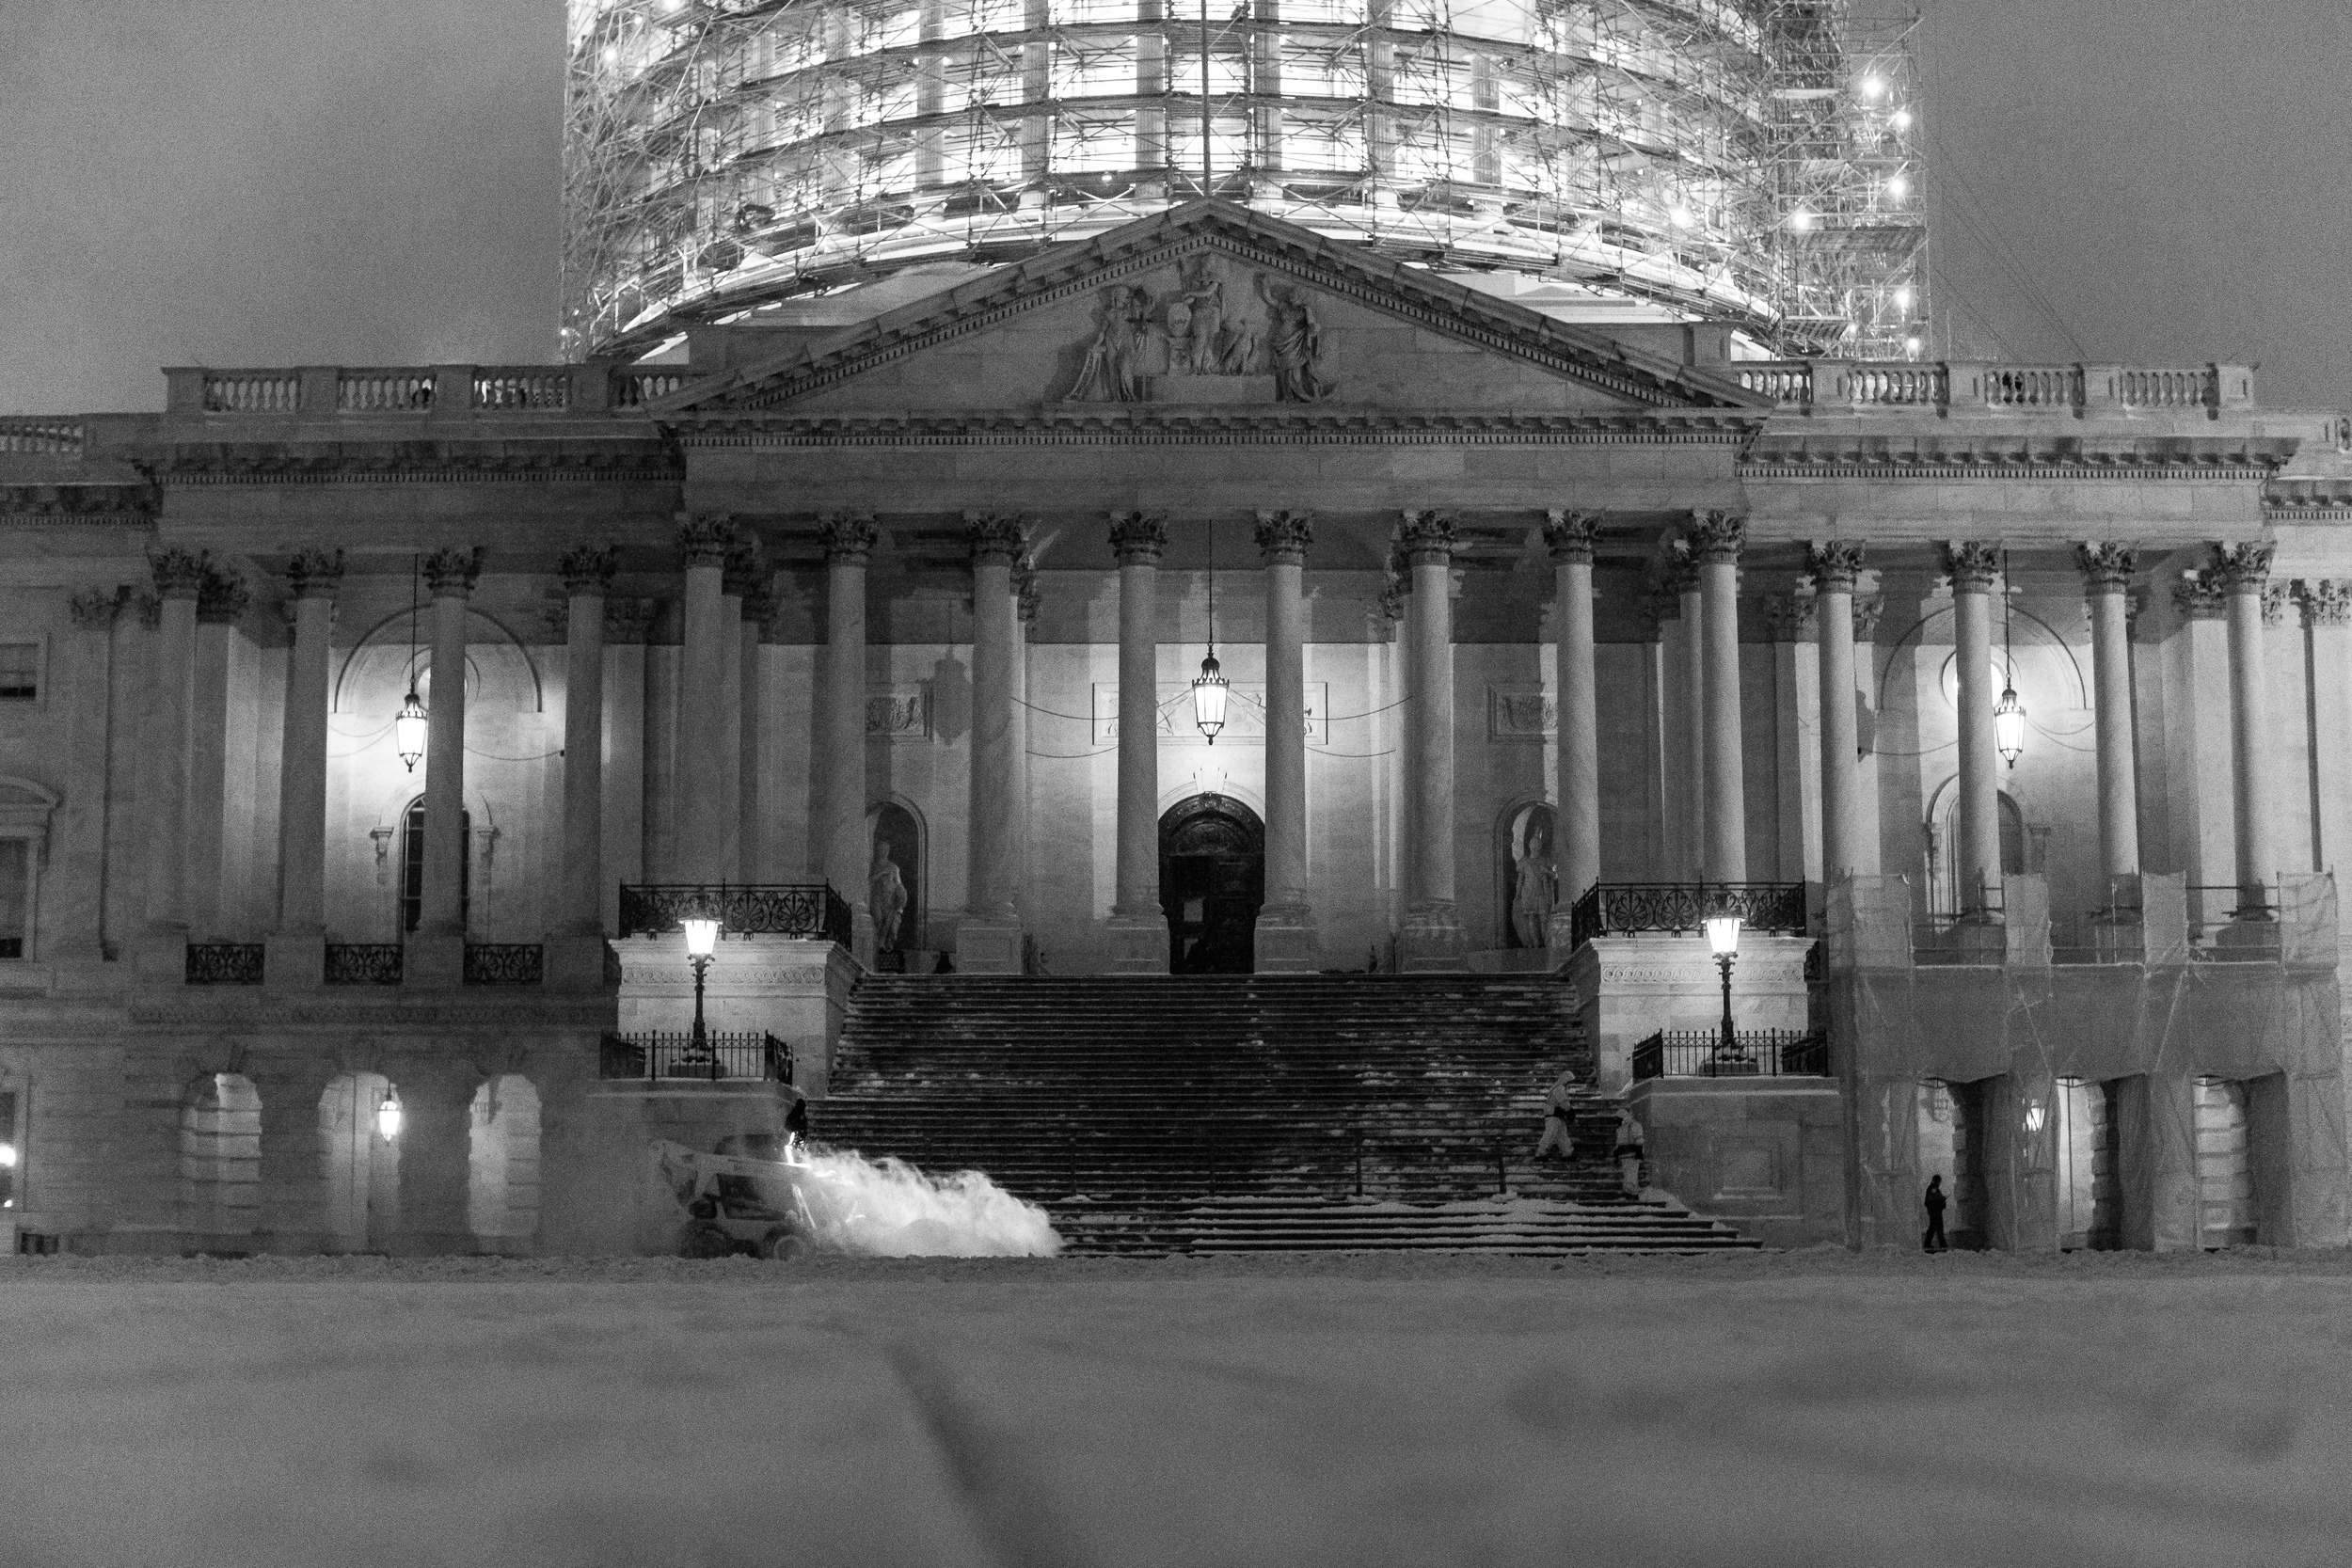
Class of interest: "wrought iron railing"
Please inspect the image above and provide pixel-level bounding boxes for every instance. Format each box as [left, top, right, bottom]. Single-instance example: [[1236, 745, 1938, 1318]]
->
[[323, 943, 404, 984], [462, 943, 545, 985], [1567, 882, 1807, 950], [598, 1032, 794, 1084], [1631, 1029, 1829, 1082], [617, 882, 853, 947], [184, 942, 264, 985]]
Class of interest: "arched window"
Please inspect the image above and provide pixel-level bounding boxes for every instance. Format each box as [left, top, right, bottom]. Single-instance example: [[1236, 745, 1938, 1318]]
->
[[180, 1073, 262, 1238], [399, 796, 470, 934], [1931, 790, 2026, 916], [318, 1072, 397, 1253], [467, 1075, 543, 1243]]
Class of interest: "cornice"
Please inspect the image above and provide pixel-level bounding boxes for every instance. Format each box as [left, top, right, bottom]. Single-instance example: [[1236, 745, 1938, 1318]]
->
[[153, 445, 682, 485], [0, 483, 160, 521], [1743, 456, 2284, 483], [126, 998, 616, 1028], [673, 411, 1753, 448]]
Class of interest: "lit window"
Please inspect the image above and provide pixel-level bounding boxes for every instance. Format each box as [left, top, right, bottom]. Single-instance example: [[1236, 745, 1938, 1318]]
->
[[0, 840, 24, 959], [0, 644, 35, 702]]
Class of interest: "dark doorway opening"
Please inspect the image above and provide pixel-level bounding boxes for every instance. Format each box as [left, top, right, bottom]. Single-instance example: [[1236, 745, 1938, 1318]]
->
[[1159, 794, 1264, 974], [399, 796, 470, 936]]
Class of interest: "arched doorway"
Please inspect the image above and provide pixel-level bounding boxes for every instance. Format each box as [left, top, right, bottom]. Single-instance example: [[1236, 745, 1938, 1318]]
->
[[1159, 794, 1264, 974]]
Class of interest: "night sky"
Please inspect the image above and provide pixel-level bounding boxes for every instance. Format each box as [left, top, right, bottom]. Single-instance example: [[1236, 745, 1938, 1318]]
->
[[4, 0, 2345, 416]]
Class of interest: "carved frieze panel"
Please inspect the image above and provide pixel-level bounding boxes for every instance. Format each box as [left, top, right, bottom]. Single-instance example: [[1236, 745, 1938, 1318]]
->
[[866, 684, 932, 740], [1091, 683, 1328, 746], [1063, 255, 1334, 406], [1487, 686, 1555, 742]]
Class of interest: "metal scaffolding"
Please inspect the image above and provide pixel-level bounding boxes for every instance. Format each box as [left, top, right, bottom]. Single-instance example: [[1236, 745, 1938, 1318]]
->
[[563, 0, 1927, 362]]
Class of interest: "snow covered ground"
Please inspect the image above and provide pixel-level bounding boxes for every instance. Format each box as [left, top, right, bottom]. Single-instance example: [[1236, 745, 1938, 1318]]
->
[[5, 1248, 2350, 1567]]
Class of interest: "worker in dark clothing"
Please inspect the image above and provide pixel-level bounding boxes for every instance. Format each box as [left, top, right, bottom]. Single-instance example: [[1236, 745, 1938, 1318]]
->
[[1922, 1173, 1948, 1252]]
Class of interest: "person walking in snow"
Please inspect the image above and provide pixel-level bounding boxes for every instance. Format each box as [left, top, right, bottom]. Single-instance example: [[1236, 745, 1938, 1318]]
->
[[1613, 1108, 1645, 1196], [1534, 1069, 1579, 1162], [1922, 1173, 1948, 1252]]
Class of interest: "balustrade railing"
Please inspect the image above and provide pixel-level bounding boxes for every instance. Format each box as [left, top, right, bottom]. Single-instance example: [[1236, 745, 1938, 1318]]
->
[[201, 372, 300, 413], [1566, 881, 1807, 951], [1631, 1029, 1828, 1081], [1729, 359, 2244, 418], [0, 420, 84, 454], [618, 882, 853, 947], [185, 942, 265, 985], [612, 369, 688, 406], [599, 1032, 794, 1084], [324, 943, 405, 984], [471, 368, 570, 410], [337, 371, 436, 412], [462, 942, 545, 984]]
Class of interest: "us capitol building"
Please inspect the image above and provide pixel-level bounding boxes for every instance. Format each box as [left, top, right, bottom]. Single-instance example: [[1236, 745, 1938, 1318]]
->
[[3, 4, 2348, 1259]]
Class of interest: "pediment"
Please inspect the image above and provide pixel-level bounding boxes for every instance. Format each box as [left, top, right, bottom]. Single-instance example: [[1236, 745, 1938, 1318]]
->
[[655, 203, 1768, 426]]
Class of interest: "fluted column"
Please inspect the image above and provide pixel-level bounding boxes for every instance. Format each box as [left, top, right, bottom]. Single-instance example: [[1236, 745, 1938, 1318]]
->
[[821, 512, 878, 958], [1809, 543, 1864, 883], [412, 546, 482, 983], [676, 515, 733, 885], [1946, 543, 2003, 917], [1545, 511, 1601, 925], [187, 568, 248, 939], [2078, 544, 2141, 882], [1015, 561, 1039, 934], [1399, 510, 1466, 967], [1255, 511, 1319, 970], [557, 546, 614, 933], [1671, 556, 1705, 880], [138, 548, 205, 979], [2302, 581, 2352, 881], [959, 515, 1026, 973], [1691, 511, 1747, 882], [1105, 511, 1169, 973], [738, 578, 770, 883], [2216, 543, 2278, 912], [266, 549, 341, 985]]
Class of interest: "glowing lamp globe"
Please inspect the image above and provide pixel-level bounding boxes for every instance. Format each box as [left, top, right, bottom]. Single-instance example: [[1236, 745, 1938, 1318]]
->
[[1191, 654, 1229, 744], [682, 917, 722, 959], [1704, 915, 1742, 958], [376, 1086, 403, 1142], [394, 689, 429, 772], [0, 1140, 16, 1168], [2023, 1098, 2047, 1134], [1994, 684, 2026, 768]]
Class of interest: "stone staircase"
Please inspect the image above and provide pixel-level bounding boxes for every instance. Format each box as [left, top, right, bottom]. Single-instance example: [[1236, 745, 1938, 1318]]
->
[[809, 974, 1756, 1255]]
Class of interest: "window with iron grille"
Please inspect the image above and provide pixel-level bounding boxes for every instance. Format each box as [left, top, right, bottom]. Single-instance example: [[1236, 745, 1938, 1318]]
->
[[0, 644, 36, 701]]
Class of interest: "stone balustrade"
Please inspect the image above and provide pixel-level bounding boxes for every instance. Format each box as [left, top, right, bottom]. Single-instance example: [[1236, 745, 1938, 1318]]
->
[[1734, 358, 2254, 416], [160, 362, 691, 418]]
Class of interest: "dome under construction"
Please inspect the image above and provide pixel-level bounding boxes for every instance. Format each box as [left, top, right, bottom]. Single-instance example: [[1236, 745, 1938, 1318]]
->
[[564, 0, 1926, 362]]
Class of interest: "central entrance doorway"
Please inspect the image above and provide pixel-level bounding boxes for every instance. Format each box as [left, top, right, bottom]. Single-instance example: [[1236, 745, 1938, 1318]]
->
[[1159, 793, 1264, 974]]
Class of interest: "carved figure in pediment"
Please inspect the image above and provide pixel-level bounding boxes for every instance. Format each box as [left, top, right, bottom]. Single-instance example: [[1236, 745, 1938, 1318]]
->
[[1255, 274, 1332, 403], [1169, 256, 1249, 375], [1068, 284, 1153, 403]]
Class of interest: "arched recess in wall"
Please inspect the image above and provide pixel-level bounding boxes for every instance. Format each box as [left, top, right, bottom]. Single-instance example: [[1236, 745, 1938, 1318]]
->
[[467, 1075, 542, 1244], [332, 606, 544, 716], [1876, 602, 2090, 715], [180, 1072, 262, 1238], [0, 775, 59, 962], [1494, 796, 1559, 951], [367, 784, 498, 939], [318, 1071, 396, 1253], [867, 797, 925, 965], [1921, 774, 2036, 916]]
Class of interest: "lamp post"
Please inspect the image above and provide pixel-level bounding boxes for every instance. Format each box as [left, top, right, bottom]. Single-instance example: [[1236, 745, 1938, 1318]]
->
[[683, 912, 721, 1054], [375, 1085, 403, 1142], [1704, 911, 1742, 1060]]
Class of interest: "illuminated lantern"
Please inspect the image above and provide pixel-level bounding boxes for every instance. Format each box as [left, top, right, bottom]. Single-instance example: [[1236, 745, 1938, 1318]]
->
[[1994, 682, 2025, 768], [376, 1086, 403, 1142], [1191, 653, 1228, 744], [394, 687, 428, 772]]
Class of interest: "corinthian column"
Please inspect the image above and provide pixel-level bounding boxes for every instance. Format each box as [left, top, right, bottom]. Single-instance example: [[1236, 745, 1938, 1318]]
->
[[1691, 511, 1747, 882], [2215, 542, 2278, 915], [1545, 510, 1601, 937], [820, 512, 878, 959], [138, 547, 206, 981], [959, 513, 1026, 973], [2077, 543, 2141, 883], [1808, 542, 1864, 883], [266, 548, 342, 987], [1105, 511, 1169, 973], [547, 546, 613, 989], [675, 515, 734, 885], [411, 546, 483, 985], [1398, 510, 1467, 968], [1945, 542, 2004, 918], [1255, 510, 1319, 970]]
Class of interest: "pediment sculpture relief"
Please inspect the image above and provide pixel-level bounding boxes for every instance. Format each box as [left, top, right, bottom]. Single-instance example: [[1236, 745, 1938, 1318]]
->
[[1064, 258, 1333, 405]]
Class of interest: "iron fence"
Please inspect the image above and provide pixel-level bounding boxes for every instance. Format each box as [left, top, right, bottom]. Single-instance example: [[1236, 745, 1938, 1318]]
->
[[599, 1032, 794, 1084], [1631, 1029, 1829, 1082], [462, 943, 544, 985], [1567, 882, 1807, 950], [184, 942, 264, 985], [618, 882, 852, 947], [324, 943, 404, 985]]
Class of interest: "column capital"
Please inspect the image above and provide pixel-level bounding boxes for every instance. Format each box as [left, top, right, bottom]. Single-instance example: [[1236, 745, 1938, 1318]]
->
[[282, 548, 344, 601], [604, 597, 658, 643], [1107, 510, 1168, 564], [421, 546, 485, 596], [2172, 572, 2226, 620], [1805, 540, 1866, 591], [1942, 541, 2002, 591], [2211, 541, 2274, 593], [1397, 509, 1455, 563], [964, 511, 1029, 563], [722, 537, 766, 598], [1762, 590, 1816, 643], [68, 586, 126, 628], [1851, 594, 1885, 641], [2262, 583, 2290, 625], [1254, 510, 1315, 564], [678, 514, 735, 568], [1541, 509, 1600, 563], [1687, 509, 1745, 564], [557, 543, 617, 595], [2075, 541, 2137, 592], [819, 510, 879, 562], [148, 546, 210, 600], [1015, 556, 1041, 626], [195, 567, 251, 625], [1661, 547, 1701, 598], [2299, 578, 2352, 626]]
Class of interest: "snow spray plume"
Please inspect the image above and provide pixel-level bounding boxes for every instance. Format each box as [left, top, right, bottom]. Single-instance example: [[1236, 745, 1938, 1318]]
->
[[797, 1148, 1061, 1258]]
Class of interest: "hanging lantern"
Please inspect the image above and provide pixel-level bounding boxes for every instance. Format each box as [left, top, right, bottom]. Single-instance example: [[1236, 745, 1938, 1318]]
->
[[394, 687, 429, 772], [1994, 682, 2026, 768], [376, 1085, 404, 1142], [1192, 653, 1228, 744]]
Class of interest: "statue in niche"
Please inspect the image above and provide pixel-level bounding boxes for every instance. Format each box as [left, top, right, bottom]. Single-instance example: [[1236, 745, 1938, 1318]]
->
[[1168, 256, 1249, 375], [869, 839, 909, 956], [1067, 284, 1152, 403], [1505, 802, 1558, 950], [1255, 274, 1333, 403]]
